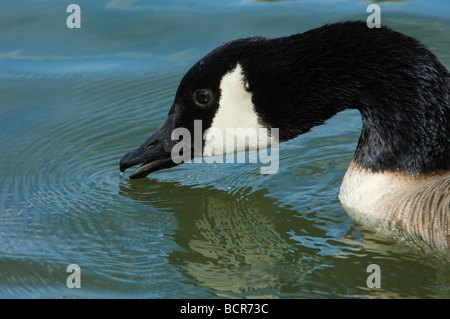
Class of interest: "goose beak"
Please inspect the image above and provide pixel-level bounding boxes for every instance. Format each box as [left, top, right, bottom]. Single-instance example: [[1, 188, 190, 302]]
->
[[119, 115, 178, 179]]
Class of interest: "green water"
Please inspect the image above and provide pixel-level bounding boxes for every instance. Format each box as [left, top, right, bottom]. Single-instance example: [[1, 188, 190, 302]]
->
[[0, 0, 449, 298]]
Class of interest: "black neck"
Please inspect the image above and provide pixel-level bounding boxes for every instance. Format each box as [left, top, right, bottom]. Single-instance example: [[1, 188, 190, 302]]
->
[[324, 24, 449, 174], [246, 22, 450, 174]]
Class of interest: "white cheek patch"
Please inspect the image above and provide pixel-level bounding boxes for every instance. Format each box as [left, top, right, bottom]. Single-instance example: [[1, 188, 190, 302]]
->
[[203, 63, 268, 157]]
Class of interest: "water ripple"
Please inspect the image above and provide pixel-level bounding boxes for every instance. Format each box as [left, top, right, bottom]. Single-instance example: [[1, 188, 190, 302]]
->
[[0, 72, 183, 295]]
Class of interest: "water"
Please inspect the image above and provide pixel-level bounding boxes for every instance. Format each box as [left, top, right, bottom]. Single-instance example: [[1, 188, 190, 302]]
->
[[1, 0, 449, 298]]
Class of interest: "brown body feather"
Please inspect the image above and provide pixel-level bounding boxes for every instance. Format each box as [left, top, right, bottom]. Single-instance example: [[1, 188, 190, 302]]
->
[[339, 161, 449, 249]]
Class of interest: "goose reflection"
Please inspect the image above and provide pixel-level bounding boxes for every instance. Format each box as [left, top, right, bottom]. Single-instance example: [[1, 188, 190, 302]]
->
[[118, 173, 449, 298], [118, 176, 330, 297]]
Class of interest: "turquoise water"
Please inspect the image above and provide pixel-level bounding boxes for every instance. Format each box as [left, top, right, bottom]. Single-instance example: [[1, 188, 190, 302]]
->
[[0, 0, 449, 298]]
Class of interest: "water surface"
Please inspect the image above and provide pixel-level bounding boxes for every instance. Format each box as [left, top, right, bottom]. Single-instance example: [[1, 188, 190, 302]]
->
[[0, 0, 449, 298]]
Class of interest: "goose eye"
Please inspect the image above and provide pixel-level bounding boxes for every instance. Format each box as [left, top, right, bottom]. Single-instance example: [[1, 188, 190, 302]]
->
[[245, 82, 250, 91], [194, 89, 212, 106]]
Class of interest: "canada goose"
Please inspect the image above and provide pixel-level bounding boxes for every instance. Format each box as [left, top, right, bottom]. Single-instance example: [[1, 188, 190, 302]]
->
[[120, 21, 449, 250]]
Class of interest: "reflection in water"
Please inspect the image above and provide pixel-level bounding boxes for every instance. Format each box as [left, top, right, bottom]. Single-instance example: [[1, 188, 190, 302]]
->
[[119, 167, 450, 298], [172, 190, 307, 297], [119, 176, 357, 297]]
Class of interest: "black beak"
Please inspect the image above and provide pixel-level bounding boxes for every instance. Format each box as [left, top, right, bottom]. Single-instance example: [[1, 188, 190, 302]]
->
[[119, 115, 178, 179]]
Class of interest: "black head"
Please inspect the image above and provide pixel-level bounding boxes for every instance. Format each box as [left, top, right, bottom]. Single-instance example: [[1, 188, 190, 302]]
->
[[119, 37, 269, 179], [119, 30, 346, 179]]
